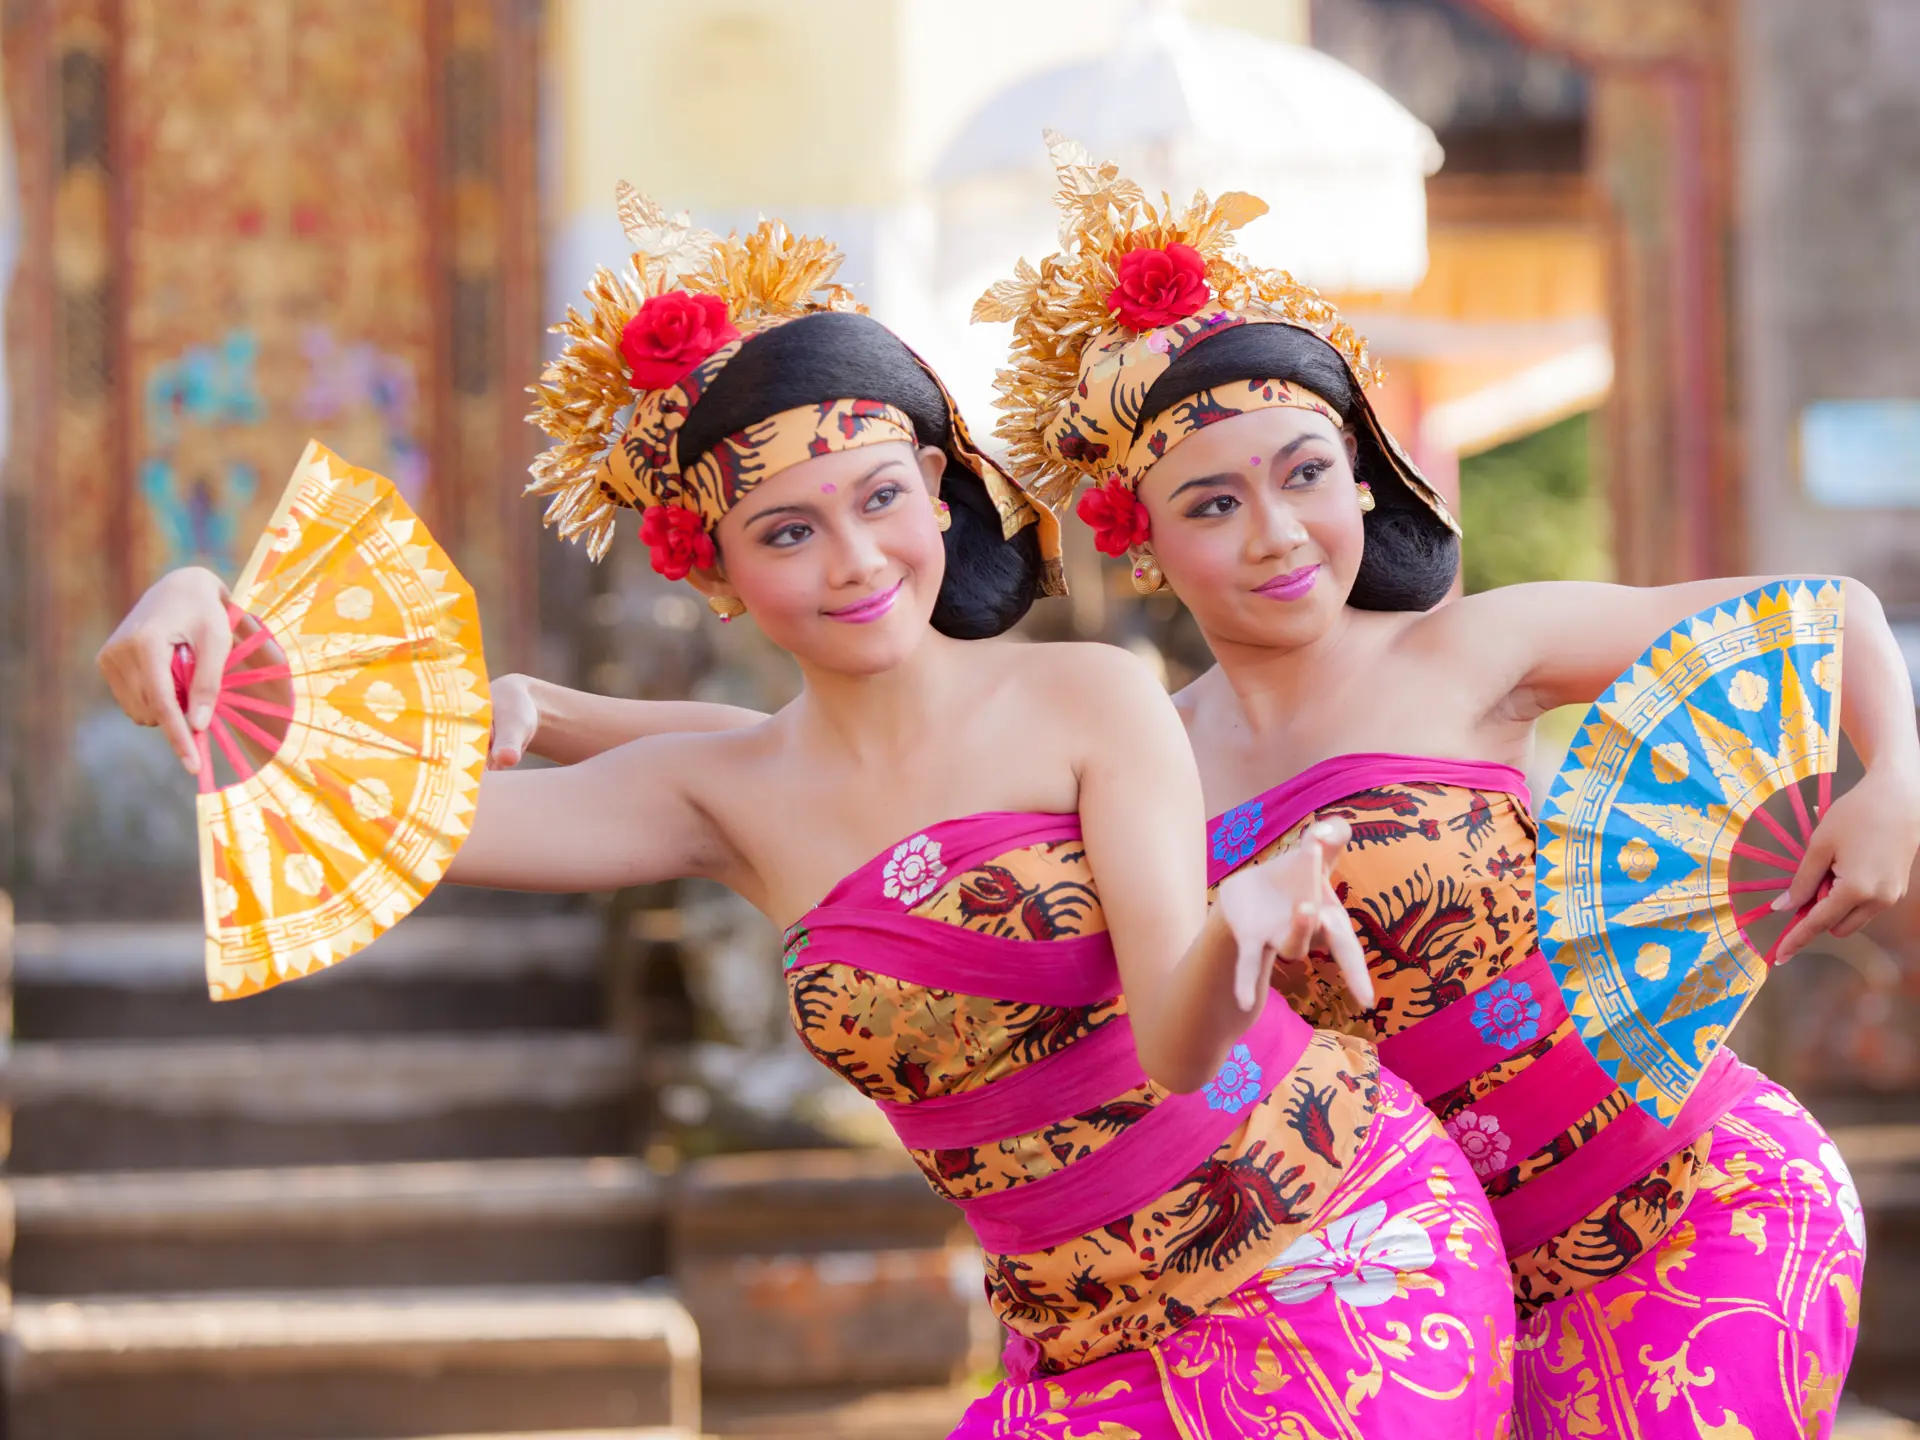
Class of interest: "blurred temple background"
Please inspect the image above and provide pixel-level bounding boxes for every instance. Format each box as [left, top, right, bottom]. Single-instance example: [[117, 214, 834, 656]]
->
[[1, 0, 1919, 1436]]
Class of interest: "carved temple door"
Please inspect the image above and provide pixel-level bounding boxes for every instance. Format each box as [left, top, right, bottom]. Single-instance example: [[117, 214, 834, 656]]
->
[[3, 0, 543, 907]]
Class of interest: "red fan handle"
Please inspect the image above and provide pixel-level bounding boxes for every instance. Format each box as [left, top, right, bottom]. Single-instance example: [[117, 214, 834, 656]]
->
[[170, 602, 295, 796], [1727, 773, 1840, 966]]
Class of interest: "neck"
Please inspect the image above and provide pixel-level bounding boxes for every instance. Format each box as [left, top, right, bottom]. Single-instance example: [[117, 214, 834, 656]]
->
[[790, 630, 960, 765], [1201, 607, 1364, 736]]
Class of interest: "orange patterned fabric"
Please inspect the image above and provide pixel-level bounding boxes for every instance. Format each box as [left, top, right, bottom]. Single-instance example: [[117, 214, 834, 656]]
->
[[786, 836, 1381, 1372], [1236, 782, 1706, 1312]]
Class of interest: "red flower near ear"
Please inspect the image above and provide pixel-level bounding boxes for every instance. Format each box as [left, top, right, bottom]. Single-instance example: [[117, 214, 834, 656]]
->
[[1105, 243, 1210, 331], [621, 291, 739, 391], [639, 503, 716, 580], [1075, 478, 1151, 557]]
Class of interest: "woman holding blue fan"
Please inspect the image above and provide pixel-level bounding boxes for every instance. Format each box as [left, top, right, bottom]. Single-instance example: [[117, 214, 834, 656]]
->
[[971, 139, 1916, 1438]]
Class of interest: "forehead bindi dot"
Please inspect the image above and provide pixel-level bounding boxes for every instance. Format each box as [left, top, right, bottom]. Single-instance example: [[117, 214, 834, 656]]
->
[[819, 482, 837, 494], [1250, 456, 1263, 466]]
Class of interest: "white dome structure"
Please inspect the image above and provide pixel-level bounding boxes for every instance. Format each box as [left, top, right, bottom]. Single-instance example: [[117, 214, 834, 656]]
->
[[917, 3, 1443, 447]]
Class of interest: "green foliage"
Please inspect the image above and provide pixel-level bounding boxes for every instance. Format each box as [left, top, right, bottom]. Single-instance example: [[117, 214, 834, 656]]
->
[[1458, 411, 1612, 594]]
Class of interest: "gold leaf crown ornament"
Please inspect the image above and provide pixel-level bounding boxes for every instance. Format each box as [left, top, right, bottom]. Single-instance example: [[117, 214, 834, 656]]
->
[[527, 183, 1058, 586], [973, 133, 1458, 555]]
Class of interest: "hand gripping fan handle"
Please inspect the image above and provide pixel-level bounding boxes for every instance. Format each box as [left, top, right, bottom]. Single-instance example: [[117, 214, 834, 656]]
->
[[171, 602, 284, 796]]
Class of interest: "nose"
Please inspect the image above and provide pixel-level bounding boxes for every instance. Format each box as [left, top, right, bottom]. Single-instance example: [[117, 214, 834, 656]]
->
[[825, 516, 889, 591], [1245, 492, 1310, 561]]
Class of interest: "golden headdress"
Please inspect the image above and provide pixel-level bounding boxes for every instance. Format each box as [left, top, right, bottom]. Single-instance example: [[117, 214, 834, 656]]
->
[[974, 133, 1457, 555], [529, 184, 1058, 586]]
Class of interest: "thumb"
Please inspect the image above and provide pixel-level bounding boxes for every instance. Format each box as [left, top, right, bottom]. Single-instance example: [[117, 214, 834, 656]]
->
[[488, 691, 537, 770], [185, 613, 234, 731], [1772, 832, 1835, 914]]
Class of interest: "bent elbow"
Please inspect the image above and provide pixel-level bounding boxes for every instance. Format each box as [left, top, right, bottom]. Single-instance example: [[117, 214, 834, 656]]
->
[[1135, 1039, 1217, 1096]]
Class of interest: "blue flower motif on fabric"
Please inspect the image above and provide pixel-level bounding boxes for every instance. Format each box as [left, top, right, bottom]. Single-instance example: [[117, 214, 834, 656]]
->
[[1210, 800, 1266, 868], [781, 923, 813, 971], [1470, 977, 1543, 1050], [1203, 1044, 1264, 1114]]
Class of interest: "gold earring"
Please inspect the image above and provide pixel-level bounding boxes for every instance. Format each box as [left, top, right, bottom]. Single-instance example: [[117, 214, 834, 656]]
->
[[1356, 482, 1376, 514], [1130, 555, 1165, 595], [933, 497, 952, 532], [707, 594, 746, 622]]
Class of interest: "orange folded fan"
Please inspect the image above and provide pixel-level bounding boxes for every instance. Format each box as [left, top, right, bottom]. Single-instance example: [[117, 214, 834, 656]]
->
[[170, 441, 491, 1000]]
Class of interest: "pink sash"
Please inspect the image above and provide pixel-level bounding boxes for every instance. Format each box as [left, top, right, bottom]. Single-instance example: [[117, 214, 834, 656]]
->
[[796, 809, 1316, 1256], [1205, 752, 1531, 888]]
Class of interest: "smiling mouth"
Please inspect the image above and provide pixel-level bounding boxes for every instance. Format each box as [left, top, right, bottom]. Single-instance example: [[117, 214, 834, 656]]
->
[[825, 580, 903, 623], [1254, 564, 1320, 601]]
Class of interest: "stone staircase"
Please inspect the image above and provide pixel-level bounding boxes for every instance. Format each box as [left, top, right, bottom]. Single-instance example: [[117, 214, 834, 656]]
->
[[2, 912, 703, 1440]]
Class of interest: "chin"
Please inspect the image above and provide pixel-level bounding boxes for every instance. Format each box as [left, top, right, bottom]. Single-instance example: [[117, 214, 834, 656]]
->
[[1219, 591, 1338, 651], [797, 592, 937, 676]]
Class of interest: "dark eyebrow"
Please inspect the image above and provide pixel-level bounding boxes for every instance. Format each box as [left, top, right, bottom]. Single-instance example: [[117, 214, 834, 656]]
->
[[1167, 432, 1324, 500], [739, 456, 911, 527]]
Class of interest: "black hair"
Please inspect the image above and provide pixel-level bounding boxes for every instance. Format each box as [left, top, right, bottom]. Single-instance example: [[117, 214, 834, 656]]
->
[[679, 310, 1044, 639], [1136, 323, 1459, 611]]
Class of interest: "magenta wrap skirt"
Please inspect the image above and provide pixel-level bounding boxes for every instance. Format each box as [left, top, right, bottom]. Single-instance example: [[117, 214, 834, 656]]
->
[[952, 1067, 1517, 1439], [1514, 1075, 1865, 1438]]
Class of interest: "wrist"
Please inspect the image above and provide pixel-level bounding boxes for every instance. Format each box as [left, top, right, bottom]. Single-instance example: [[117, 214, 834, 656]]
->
[[1864, 741, 1920, 790]]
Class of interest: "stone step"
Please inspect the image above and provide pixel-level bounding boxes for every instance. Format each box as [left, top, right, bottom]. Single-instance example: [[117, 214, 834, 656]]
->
[[5, 1286, 701, 1440], [10, 1157, 668, 1295], [12, 916, 605, 1040], [672, 1150, 993, 1391], [703, 1384, 973, 1439], [7, 1031, 641, 1172]]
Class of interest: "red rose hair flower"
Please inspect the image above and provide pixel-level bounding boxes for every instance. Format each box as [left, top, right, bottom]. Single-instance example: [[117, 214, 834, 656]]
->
[[1105, 243, 1210, 331], [621, 291, 739, 391], [639, 503, 716, 580], [1075, 478, 1151, 557]]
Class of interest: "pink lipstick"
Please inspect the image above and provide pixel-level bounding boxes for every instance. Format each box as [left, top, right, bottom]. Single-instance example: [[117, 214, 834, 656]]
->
[[1255, 564, 1320, 602], [825, 580, 902, 624]]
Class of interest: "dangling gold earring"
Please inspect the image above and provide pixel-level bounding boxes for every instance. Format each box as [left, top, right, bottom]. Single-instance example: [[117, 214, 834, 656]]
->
[[707, 594, 746, 623], [1356, 482, 1376, 514], [1130, 553, 1165, 595], [933, 497, 952, 532]]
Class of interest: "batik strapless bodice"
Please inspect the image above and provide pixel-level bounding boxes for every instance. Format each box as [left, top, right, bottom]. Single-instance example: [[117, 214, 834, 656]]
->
[[785, 810, 1380, 1372], [1206, 754, 1758, 1312]]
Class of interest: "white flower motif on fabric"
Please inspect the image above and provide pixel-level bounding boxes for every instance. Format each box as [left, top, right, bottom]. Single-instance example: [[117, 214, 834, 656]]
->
[[1444, 1108, 1511, 1179], [882, 834, 947, 906], [349, 777, 395, 823], [1263, 1201, 1437, 1308], [333, 585, 375, 622], [282, 853, 326, 898], [1818, 1140, 1867, 1251], [363, 680, 407, 725]]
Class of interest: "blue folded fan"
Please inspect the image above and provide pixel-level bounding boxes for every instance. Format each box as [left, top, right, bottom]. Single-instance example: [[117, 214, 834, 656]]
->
[[1537, 581, 1845, 1123]]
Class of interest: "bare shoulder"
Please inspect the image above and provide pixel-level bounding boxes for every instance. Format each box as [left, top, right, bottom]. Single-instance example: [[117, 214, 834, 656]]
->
[[1386, 587, 1528, 659], [1012, 639, 1166, 711]]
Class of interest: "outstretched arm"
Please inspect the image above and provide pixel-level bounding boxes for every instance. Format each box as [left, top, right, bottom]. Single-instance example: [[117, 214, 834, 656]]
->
[[1457, 575, 1920, 960], [490, 674, 764, 767], [1063, 647, 1361, 1093], [449, 731, 740, 894]]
